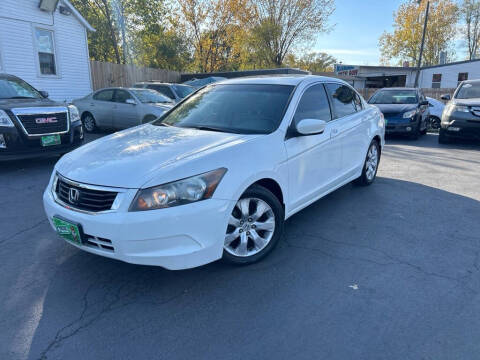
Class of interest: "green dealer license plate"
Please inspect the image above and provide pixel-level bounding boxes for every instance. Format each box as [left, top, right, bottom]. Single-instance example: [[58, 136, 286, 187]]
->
[[41, 134, 61, 147], [53, 217, 82, 245]]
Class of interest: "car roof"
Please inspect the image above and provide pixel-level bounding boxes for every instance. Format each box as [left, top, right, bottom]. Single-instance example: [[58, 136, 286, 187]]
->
[[376, 87, 418, 91], [218, 75, 347, 86]]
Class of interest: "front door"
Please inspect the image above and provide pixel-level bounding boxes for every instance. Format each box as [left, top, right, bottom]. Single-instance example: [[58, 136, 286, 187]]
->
[[284, 83, 342, 212], [91, 89, 115, 128]]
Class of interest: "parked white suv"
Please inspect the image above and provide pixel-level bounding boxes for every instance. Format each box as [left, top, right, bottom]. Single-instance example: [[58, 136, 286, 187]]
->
[[43, 76, 385, 270]]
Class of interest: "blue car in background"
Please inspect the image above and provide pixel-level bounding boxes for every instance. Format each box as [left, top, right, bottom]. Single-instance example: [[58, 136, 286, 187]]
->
[[368, 88, 430, 140]]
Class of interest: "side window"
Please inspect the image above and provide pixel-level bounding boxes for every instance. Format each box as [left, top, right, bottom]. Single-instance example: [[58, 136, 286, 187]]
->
[[114, 90, 133, 103], [293, 84, 332, 124], [325, 83, 357, 119], [93, 89, 114, 101], [149, 85, 175, 99]]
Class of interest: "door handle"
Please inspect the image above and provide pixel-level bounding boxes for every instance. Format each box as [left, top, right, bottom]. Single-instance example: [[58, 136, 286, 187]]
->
[[332, 128, 339, 135]]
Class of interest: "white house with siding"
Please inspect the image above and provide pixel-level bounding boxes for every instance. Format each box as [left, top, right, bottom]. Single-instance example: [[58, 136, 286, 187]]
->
[[0, 0, 94, 102], [418, 59, 480, 89]]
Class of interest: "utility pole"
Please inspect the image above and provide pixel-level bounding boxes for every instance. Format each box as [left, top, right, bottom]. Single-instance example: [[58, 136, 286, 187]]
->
[[414, 0, 430, 88]]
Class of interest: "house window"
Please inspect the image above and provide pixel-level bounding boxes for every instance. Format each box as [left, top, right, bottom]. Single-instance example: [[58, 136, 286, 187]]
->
[[35, 28, 57, 75], [458, 72, 468, 86], [432, 74, 442, 88]]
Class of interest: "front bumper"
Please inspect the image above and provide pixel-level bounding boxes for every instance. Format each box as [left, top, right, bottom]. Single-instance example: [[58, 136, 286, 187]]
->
[[385, 123, 416, 134], [440, 118, 480, 140], [43, 182, 235, 270], [0, 122, 84, 161]]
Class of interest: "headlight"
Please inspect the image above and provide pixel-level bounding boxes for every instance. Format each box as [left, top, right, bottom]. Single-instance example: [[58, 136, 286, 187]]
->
[[68, 105, 81, 123], [444, 104, 470, 116], [403, 109, 417, 118], [0, 110, 14, 127], [129, 168, 227, 211]]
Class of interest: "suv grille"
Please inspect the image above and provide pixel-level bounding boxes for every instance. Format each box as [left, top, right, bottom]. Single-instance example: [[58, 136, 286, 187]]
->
[[17, 112, 68, 135], [472, 107, 480, 117], [55, 177, 118, 212]]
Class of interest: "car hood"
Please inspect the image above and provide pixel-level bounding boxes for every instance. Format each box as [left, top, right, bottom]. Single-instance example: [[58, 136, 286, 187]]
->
[[56, 124, 251, 188], [370, 103, 417, 115], [0, 97, 63, 110], [453, 98, 480, 106]]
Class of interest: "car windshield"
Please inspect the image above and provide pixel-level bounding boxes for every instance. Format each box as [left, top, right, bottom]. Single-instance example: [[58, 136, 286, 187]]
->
[[130, 89, 172, 103], [154, 84, 294, 134], [456, 82, 480, 99], [369, 90, 418, 104], [0, 77, 43, 99], [172, 84, 194, 98]]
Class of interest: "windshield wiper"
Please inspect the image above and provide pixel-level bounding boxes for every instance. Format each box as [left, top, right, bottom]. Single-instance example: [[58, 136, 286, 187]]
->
[[1, 96, 37, 99], [184, 125, 232, 133]]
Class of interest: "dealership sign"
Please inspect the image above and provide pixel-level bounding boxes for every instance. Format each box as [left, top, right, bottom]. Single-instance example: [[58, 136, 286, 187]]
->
[[334, 64, 359, 76]]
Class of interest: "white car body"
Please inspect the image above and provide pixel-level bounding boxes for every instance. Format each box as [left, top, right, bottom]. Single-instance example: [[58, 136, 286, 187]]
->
[[427, 97, 445, 119], [43, 76, 385, 270]]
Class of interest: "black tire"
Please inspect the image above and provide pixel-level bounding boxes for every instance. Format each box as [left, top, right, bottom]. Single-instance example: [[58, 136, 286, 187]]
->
[[410, 122, 420, 140], [438, 129, 450, 144], [82, 113, 97, 133], [429, 116, 441, 131], [222, 185, 284, 265], [354, 139, 380, 186]]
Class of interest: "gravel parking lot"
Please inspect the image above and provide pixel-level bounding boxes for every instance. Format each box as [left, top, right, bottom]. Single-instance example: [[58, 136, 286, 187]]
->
[[1, 133, 480, 360]]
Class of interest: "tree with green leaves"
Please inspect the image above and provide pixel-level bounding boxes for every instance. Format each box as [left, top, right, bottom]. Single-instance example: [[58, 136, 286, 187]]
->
[[379, 0, 459, 66]]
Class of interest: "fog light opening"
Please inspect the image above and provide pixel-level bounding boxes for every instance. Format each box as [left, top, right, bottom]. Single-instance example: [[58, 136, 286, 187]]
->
[[0, 134, 6, 149]]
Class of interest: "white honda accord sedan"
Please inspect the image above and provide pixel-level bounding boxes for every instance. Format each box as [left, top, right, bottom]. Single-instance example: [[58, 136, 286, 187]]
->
[[43, 76, 385, 270]]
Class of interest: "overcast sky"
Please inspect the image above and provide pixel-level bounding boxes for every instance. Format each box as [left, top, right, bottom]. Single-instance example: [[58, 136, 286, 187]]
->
[[314, 0, 466, 66]]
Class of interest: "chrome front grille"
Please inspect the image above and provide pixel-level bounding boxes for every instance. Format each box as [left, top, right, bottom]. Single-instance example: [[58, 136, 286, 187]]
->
[[55, 175, 118, 213], [12, 107, 69, 136]]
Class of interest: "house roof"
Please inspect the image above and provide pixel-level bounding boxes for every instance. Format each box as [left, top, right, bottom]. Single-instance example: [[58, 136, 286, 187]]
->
[[420, 58, 480, 70], [61, 0, 95, 32]]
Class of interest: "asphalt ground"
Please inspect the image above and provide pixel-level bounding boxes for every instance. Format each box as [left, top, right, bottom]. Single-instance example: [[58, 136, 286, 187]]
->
[[1, 132, 480, 360]]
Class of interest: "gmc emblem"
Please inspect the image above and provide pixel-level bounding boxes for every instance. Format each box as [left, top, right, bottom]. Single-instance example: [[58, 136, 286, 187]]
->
[[35, 117, 58, 124]]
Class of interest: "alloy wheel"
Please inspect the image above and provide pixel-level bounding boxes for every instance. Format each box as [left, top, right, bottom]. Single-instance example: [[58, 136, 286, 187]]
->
[[224, 197, 275, 257], [83, 115, 95, 132], [365, 144, 379, 181]]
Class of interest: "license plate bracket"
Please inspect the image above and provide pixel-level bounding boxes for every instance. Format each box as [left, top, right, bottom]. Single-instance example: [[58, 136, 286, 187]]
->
[[52, 216, 83, 245], [41, 134, 61, 147]]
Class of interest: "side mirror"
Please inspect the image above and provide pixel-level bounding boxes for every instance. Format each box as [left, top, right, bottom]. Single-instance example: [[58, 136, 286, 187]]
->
[[39, 90, 49, 98], [296, 119, 327, 136], [125, 99, 136, 105], [441, 94, 451, 101], [419, 100, 429, 106]]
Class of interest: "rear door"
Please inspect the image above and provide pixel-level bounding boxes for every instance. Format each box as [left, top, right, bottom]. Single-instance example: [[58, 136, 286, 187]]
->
[[112, 90, 140, 129], [325, 83, 369, 178], [284, 83, 342, 212], [91, 89, 115, 128]]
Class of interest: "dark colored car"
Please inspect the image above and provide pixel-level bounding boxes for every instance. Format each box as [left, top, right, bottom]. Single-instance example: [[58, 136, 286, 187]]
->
[[133, 82, 195, 103], [368, 88, 430, 139], [439, 80, 480, 143], [0, 73, 83, 161]]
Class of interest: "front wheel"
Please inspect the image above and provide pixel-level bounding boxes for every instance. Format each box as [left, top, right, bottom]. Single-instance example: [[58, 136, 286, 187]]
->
[[354, 140, 380, 186], [82, 113, 97, 133], [223, 185, 284, 265]]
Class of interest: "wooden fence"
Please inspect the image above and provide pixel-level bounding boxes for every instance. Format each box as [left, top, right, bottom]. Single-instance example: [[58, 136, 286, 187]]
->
[[90, 61, 181, 90], [357, 88, 456, 101]]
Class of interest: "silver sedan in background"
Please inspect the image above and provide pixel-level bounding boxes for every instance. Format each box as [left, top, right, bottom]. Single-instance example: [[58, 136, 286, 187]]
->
[[73, 87, 174, 132]]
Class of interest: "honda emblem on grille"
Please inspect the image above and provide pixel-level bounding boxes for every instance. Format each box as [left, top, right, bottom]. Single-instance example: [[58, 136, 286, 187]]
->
[[69, 188, 80, 204], [35, 117, 58, 124]]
